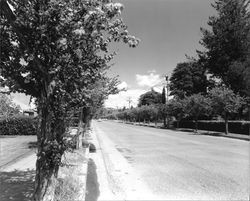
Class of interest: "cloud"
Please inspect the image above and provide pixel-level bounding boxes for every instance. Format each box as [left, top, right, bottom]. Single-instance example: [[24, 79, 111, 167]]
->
[[117, 81, 128, 90], [105, 88, 146, 108], [136, 72, 163, 88]]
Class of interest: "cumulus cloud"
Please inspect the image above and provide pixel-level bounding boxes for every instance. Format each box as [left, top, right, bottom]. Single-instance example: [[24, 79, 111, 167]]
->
[[105, 88, 146, 108], [117, 81, 128, 91], [136, 72, 162, 88]]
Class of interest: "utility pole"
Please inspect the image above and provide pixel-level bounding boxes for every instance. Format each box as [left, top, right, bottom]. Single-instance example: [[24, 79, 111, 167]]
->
[[127, 97, 132, 108]]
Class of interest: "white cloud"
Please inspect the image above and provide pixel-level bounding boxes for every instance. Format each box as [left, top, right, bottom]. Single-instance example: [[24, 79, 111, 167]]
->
[[105, 88, 146, 108], [117, 81, 128, 90], [136, 72, 163, 88]]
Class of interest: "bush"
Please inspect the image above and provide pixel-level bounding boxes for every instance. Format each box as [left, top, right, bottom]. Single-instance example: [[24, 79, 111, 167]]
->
[[0, 115, 37, 135], [173, 120, 250, 135]]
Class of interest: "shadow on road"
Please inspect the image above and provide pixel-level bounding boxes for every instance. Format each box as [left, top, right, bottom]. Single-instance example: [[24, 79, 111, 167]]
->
[[0, 169, 35, 201], [85, 158, 100, 201]]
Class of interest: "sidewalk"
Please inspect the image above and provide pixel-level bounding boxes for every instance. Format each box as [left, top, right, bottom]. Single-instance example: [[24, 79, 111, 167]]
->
[[0, 128, 89, 201], [0, 151, 36, 201], [88, 122, 161, 201]]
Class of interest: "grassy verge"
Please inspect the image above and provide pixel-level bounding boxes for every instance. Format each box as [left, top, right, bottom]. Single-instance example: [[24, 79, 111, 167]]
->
[[54, 150, 87, 201]]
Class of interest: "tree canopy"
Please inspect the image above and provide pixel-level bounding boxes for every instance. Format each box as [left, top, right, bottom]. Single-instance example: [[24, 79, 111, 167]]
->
[[169, 60, 208, 98], [0, 0, 139, 200], [138, 89, 162, 107], [199, 0, 250, 94]]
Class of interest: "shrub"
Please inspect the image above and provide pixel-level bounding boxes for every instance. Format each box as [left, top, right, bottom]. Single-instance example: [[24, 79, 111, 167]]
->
[[174, 120, 250, 135], [0, 115, 37, 135]]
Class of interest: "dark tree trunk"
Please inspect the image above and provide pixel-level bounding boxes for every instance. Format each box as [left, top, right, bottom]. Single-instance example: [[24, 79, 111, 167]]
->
[[163, 114, 166, 127], [177, 120, 180, 129], [195, 118, 198, 133], [225, 115, 229, 135], [34, 104, 63, 201]]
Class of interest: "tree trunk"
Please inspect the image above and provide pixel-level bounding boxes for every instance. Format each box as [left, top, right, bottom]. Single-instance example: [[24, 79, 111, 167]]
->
[[225, 115, 229, 135], [163, 114, 166, 127], [195, 118, 198, 133], [248, 105, 250, 136], [177, 120, 180, 129], [34, 104, 63, 201]]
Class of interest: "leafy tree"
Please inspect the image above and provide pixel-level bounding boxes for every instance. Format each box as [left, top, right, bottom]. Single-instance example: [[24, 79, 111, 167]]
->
[[161, 87, 166, 104], [138, 89, 162, 107], [199, 0, 250, 93], [208, 86, 245, 134], [0, 93, 21, 119], [169, 61, 208, 98], [0, 0, 139, 200], [166, 98, 187, 128], [185, 94, 211, 132]]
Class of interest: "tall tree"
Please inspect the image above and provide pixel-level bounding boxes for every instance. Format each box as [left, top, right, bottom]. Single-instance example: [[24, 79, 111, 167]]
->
[[161, 87, 166, 104], [138, 89, 162, 107], [199, 0, 250, 93], [208, 86, 245, 134], [169, 61, 208, 98], [0, 1, 139, 200]]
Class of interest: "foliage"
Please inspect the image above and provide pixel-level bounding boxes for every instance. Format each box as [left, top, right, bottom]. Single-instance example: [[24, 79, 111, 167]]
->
[[138, 89, 162, 107], [208, 86, 245, 134], [169, 61, 208, 98], [184, 93, 211, 131], [167, 98, 187, 123], [208, 86, 244, 119], [0, 94, 21, 119], [0, 115, 37, 135], [173, 120, 250, 135], [199, 0, 250, 94], [0, 0, 139, 200], [161, 87, 166, 104]]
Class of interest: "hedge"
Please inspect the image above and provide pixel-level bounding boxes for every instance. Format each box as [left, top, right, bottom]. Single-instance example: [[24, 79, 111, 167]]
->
[[0, 115, 37, 135], [173, 120, 250, 135]]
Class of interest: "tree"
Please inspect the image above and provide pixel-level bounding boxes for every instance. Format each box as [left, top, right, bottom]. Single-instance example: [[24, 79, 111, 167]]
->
[[199, 0, 250, 93], [0, 1, 139, 200], [208, 86, 245, 134], [169, 61, 208, 98], [167, 98, 187, 129], [138, 89, 162, 107], [0, 93, 20, 119], [185, 94, 211, 133]]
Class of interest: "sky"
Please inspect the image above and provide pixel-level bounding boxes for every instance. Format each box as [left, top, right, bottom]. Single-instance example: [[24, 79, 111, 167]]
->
[[11, 0, 215, 110], [105, 0, 214, 108]]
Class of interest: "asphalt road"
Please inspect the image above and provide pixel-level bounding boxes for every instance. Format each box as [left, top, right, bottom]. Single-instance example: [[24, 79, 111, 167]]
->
[[93, 120, 250, 200]]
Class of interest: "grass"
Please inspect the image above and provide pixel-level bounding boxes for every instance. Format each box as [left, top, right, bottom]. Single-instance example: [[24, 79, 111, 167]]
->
[[54, 151, 86, 201]]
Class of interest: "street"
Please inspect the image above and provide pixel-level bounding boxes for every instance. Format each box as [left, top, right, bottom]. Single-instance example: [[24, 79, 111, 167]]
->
[[92, 120, 249, 200]]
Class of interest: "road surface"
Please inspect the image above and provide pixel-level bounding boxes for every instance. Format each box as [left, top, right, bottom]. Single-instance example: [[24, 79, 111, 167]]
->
[[93, 120, 249, 200]]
